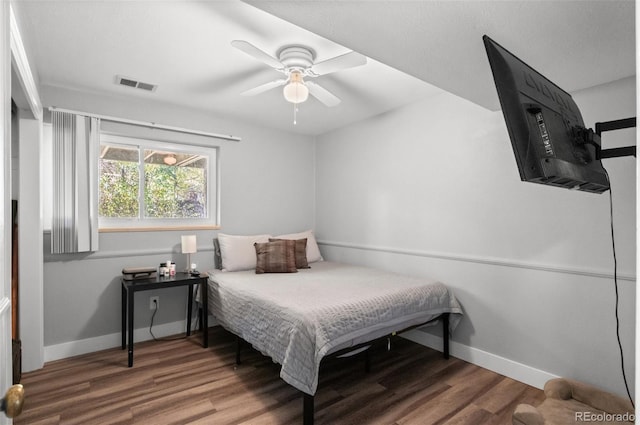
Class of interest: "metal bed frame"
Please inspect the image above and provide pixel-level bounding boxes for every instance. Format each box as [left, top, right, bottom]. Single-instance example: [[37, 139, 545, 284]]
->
[[233, 312, 451, 425]]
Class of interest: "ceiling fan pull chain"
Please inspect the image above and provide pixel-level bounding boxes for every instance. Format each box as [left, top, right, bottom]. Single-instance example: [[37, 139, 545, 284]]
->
[[293, 103, 298, 125]]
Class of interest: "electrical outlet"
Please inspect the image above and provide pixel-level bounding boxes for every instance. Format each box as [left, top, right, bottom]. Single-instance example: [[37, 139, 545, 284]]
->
[[150, 296, 159, 310]]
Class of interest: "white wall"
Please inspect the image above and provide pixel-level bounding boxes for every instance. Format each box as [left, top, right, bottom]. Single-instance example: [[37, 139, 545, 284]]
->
[[40, 84, 316, 359], [315, 77, 636, 397], [18, 117, 44, 372]]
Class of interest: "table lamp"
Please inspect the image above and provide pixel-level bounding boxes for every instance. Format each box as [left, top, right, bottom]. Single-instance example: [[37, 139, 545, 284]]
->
[[181, 235, 197, 272]]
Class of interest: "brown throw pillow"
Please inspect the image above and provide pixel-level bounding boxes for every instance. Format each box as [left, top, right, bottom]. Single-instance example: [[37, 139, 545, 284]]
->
[[270, 238, 310, 269], [254, 240, 298, 274]]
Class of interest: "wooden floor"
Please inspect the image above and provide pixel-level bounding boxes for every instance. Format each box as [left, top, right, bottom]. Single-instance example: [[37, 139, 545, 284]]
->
[[15, 327, 543, 425]]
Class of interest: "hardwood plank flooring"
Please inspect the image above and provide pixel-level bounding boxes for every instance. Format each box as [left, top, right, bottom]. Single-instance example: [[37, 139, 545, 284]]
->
[[15, 327, 543, 424]]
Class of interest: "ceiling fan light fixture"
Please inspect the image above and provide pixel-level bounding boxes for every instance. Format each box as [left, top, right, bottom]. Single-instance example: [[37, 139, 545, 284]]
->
[[283, 71, 309, 104], [163, 154, 177, 165]]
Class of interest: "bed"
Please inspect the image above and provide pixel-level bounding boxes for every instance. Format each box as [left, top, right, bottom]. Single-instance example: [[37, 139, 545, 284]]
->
[[207, 233, 462, 424]]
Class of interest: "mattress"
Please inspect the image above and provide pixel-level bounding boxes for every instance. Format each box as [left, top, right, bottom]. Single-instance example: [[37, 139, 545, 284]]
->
[[207, 261, 462, 395]]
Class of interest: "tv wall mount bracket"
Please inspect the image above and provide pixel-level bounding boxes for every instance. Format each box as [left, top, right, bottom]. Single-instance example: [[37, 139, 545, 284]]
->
[[595, 117, 636, 159], [572, 117, 636, 160]]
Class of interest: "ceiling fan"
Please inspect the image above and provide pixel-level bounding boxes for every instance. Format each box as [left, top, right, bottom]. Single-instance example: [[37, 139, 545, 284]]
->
[[231, 40, 367, 108]]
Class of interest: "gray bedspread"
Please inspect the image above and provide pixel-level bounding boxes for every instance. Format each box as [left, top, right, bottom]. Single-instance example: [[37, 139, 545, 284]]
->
[[207, 261, 462, 395]]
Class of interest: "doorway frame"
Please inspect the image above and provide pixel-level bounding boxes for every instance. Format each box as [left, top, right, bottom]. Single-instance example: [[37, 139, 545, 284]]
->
[[9, 2, 44, 375]]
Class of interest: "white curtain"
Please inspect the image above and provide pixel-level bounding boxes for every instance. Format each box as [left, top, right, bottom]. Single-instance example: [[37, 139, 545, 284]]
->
[[51, 111, 99, 253]]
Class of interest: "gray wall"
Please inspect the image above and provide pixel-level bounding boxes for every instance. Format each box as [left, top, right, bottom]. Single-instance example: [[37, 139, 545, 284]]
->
[[315, 76, 636, 397], [41, 85, 316, 348]]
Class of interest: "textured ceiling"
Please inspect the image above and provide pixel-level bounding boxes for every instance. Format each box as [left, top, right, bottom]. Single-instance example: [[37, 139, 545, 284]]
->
[[13, 0, 441, 136], [12, 0, 635, 136], [248, 0, 636, 111]]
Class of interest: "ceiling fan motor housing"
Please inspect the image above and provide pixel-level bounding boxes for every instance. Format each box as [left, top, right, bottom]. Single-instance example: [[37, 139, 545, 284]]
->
[[278, 45, 316, 71]]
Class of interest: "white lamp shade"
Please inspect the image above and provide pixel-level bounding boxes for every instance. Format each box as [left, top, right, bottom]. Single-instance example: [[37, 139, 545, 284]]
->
[[181, 235, 197, 254]]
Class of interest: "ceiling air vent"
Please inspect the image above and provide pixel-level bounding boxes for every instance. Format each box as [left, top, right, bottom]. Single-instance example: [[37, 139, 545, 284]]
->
[[115, 75, 157, 92]]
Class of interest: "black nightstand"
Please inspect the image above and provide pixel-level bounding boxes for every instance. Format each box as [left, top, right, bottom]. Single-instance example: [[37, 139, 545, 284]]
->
[[121, 272, 208, 367]]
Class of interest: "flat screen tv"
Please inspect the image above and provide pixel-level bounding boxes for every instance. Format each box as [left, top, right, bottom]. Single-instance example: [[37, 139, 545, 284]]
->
[[483, 35, 609, 194]]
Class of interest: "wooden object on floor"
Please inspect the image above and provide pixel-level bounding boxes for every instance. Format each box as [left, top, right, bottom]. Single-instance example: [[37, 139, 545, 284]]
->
[[11, 200, 17, 341], [12, 339, 21, 385], [11, 198, 21, 384], [15, 327, 543, 425]]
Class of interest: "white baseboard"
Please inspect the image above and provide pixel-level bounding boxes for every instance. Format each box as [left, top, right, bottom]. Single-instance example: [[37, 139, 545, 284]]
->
[[401, 329, 559, 390], [44, 317, 214, 363], [44, 319, 556, 390]]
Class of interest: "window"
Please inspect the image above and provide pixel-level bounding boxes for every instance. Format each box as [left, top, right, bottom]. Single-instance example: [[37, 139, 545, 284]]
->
[[98, 134, 218, 230]]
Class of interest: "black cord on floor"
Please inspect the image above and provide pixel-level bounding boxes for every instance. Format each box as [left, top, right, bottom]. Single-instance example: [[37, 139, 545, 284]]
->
[[149, 301, 159, 340], [149, 299, 188, 342], [604, 170, 634, 408]]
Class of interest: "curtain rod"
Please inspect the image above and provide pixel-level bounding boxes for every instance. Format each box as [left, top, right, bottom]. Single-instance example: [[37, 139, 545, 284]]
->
[[48, 107, 241, 142]]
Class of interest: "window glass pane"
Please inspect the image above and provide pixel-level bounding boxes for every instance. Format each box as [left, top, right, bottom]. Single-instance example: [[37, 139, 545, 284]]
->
[[96, 133, 216, 229], [143, 150, 208, 219], [99, 145, 140, 218]]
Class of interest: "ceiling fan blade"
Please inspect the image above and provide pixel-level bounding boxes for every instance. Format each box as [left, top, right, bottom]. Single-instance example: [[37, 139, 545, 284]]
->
[[310, 51, 367, 76], [306, 81, 341, 107], [231, 40, 283, 69], [240, 78, 288, 96]]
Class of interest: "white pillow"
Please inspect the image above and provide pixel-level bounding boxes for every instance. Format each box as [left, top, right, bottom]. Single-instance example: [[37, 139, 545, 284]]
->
[[217, 233, 272, 271], [274, 230, 323, 263]]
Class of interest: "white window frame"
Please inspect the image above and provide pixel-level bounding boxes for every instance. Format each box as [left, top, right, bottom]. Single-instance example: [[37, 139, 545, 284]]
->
[[98, 133, 220, 231]]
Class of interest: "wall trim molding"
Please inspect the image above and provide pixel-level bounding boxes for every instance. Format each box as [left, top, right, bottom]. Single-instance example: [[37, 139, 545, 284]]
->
[[44, 245, 215, 262], [10, 4, 43, 120], [318, 240, 636, 282], [401, 329, 558, 390]]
